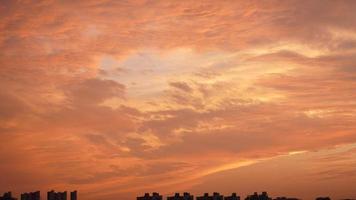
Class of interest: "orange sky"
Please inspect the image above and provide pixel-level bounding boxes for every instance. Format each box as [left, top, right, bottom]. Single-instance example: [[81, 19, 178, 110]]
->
[[1, 1, 356, 200]]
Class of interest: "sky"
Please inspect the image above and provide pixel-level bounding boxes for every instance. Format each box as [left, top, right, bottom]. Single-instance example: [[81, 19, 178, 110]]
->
[[1, 0, 356, 200]]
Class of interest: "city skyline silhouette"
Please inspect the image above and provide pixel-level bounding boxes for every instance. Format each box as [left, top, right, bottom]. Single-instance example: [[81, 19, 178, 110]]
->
[[2, 191, 351, 200]]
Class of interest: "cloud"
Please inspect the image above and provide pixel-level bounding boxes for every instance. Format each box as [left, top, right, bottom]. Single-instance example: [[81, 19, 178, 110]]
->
[[1, 1, 356, 200], [169, 81, 193, 93], [65, 78, 125, 105]]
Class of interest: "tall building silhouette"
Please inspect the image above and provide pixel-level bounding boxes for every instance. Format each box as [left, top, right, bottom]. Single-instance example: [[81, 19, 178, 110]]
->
[[70, 191, 77, 200], [274, 197, 299, 200], [245, 192, 271, 200], [47, 190, 67, 200], [197, 193, 212, 200], [0, 192, 17, 200], [0, 191, 78, 200], [197, 193, 223, 200], [167, 193, 193, 200], [137, 193, 162, 200], [21, 191, 40, 200], [224, 193, 240, 200], [316, 197, 331, 200]]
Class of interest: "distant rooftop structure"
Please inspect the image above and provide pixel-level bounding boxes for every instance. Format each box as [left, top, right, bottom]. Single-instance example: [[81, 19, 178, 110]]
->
[[21, 191, 40, 200], [196, 192, 223, 200], [245, 192, 271, 200], [274, 197, 299, 200], [48, 190, 67, 200], [316, 197, 331, 200], [137, 193, 163, 200], [224, 193, 240, 200], [70, 191, 77, 200], [0, 192, 17, 200], [0, 191, 77, 200], [47, 190, 77, 200], [167, 193, 194, 200]]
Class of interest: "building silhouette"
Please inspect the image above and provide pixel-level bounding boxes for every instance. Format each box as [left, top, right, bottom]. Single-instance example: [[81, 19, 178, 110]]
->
[[197, 193, 223, 200], [0, 191, 78, 200], [0, 192, 17, 200], [315, 197, 331, 200], [212, 193, 224, 200], [137, 193, 163, 200], [70, 191, 77, 200], [47, 190, 67, 200], [21, 191, 40, 200], [224, 193, 240, 200], [245, 192, 271, 200], [197, 193, 212, 200], [274, 197, 299, 200], [167, 193, 193, 200]]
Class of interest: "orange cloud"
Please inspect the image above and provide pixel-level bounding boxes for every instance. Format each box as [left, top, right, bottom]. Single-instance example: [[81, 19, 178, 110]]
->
[[1, 1, 356, 200]]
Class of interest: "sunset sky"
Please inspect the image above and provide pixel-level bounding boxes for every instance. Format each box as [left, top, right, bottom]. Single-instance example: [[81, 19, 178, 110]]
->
[[1, 1, 356, 200]]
